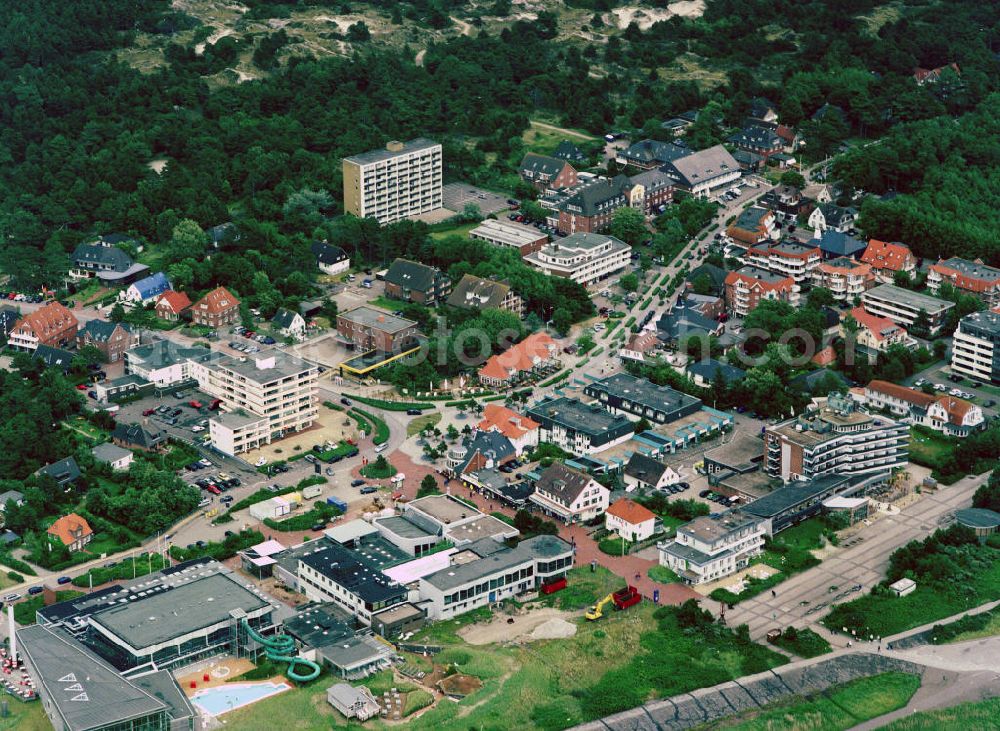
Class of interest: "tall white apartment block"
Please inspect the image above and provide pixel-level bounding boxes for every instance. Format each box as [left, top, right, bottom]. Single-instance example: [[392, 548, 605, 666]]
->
[[343, 139, 442, 225]]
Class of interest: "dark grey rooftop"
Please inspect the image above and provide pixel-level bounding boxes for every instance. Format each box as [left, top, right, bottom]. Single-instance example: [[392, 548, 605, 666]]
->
[[742, 474, 853, 519], [527, 396, 634, 438], [863, 284, 954, 313], [339, 305, 418, 333], [587, 373, 702, 415], [344, 138, 440, 166], [376, 515, 436, 540], [18, 624, 167, 731], [422, 535, 572, 591], [956, 508, 1000, 529]]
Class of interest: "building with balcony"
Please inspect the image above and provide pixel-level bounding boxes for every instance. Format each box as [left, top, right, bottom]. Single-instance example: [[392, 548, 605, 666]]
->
[[658, 511, 764, 584], [191, 286, 240, 329], [860, 240, 916, 284], [75, 320, 137, 363], [518, 153, 578, 190], [741, 473, 864, 535], [469, 219, 549, 256], [808, 203, 857, 234], [746, 240, 821, 284], [861, 284, 954, 335], [526, 397, 635, 455], [191, 350, 319, 456], [724, 266, 798, 316], [384, 258, 451, 306], [763, 392, 908, 482], [927, 257, 1000, 307], [125, 341, 223, 386], [813, 257, 875, 301], [847, 305, 911, 362], [342, 139, 442, 225], [556, 176, 632, 234], [616, 138, 689, 169], [583, 372, 702, 425], [660, 145, 741, 197], [951, 310, 1000, 384], [69, 237, 149, 284], [7, 302, 79, 352], [523, 232, 630, 286], [446, 274, 524, 317], [477, 331, 559, 389], [529, 462, 610, 523], [862, 380, 984, 437]]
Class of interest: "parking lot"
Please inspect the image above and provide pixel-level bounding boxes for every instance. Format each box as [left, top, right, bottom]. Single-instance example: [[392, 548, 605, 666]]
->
[[442, 182, 510, 216]]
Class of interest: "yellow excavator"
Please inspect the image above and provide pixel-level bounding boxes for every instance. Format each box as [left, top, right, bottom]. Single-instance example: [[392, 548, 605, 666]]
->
[[585, 594, 615, 621], [586, 585, 641, 621]]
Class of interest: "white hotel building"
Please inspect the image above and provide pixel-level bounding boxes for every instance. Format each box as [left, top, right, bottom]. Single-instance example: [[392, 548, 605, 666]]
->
[[523, 232, 631, 286], [658, 511, 764, 585]]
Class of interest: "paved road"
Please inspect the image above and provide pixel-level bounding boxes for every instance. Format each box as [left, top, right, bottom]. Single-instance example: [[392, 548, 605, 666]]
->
[[721, 473, 989, 641]]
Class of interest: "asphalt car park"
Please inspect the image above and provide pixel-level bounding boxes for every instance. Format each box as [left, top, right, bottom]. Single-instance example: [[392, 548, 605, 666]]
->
[[442, 182, 509, 216]]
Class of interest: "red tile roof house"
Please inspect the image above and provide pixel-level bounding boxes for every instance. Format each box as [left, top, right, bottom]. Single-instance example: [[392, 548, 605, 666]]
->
[[477, 404, 540, 455], [847, 306, 910, 362], [7, 301, 79, 351], [863, 380, 984, 438], [860, 240, 916, 284], [605, 498, 658, 542], [47, 513, 94, 552], [155, 290, 192, 321], [726, 206, 776, 246], [191, 286, 240, 328], [477, 332, 559, 389], [927, 258, 1000, 308]]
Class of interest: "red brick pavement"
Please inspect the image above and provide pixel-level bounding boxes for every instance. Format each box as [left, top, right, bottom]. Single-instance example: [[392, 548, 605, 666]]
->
[[380, 448, 702, 608]]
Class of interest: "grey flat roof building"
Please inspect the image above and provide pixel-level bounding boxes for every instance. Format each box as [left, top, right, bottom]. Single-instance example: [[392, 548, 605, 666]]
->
[[338, 305, 418, 333], [18, 624, 169, 731], [583, 372, 702, 424], [343, 137, 440, 165], [422, 535, 571, 591], [528, 396, 635, 443]]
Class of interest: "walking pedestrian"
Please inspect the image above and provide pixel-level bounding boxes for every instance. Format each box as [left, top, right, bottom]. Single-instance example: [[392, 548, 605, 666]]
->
[[771, 590, 776, 598]]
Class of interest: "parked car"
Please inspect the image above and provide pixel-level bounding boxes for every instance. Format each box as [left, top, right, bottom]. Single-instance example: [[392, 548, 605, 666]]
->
[[360, 486, 377, 495], [340, 398, 352, 406], [351, 479, 366, 487], [57, 576, 72, 585], [206, 485, 222, 495], [143, 408, 155, 416], [406, 408, 422, 416]]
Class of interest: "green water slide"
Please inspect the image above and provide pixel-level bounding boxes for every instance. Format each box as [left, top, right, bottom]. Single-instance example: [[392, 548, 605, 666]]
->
[[241, 619, 321, 682]]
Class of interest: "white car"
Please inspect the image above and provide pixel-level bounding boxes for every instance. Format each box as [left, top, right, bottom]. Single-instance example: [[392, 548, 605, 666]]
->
[[191, 425, 205, 433], [949, 388, 962, 397], [593, 323, 605, 332], [255, 457, 268, 467], [934, 384, 947, 392]]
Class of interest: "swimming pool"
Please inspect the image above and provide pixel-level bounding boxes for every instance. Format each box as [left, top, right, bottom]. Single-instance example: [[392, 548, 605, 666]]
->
[[191, 681, 292, 715]]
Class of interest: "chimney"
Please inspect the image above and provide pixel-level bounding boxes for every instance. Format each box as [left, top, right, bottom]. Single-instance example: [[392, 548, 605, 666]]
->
[[386, 141, 404, 152]]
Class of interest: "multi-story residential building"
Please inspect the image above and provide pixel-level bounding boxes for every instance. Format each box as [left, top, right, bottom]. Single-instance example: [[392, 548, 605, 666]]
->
[[125, 341, 222, 386], [660, 144, 741, 197], [192, 350, 319, 456], [477, 404, 540, 455], [861, 284, 954, 335], [847, 305, 910, 361], [763, 392, 909, 482], [529, 462, 611, 523], [478, 332, 559, 389], [384, 258, 451, 305], [760, 185, 814, 220], [658, 511, 764, 585], [526, 397, 634, 455], [863, 380, 984, 437], [807, 203, 857, 234], [727, 207, 777, 246], [860, 240, 916, 284], [556, 176, 630, 234], [746, 240, 821, 284], [191, 286, 240, 328], [69, 238, 148, 284], [418, 535, 573, 619], [336, 306, 419, 353], [627, 169, 675, 215], [469, 219, 548, 256], [8, 302, 79, 351], [927, 257, 1000, 307], [605, 499, 658, 542], [724, 266, 798, 316], [342, 139, 442, 225], [815, 230, 867, 260], [616, 138, 689, 169], [523, 232, 631, 286], [311, 241, 351, 276], [154, 290, 191, 321], [951, 310, 1000, 384], [727, 124, 784, 161], [75, 320, 138, 363], [583, 372, 702, 425], [298, 543, 407, 625], [813, 257, 875, 301], [553, 140, 586, 163], [446, 274, 524, 317], [518, 153, 578, 190]]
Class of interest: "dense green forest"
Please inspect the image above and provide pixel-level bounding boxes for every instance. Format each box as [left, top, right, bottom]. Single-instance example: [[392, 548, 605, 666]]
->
[[0, 0, 998, 301]]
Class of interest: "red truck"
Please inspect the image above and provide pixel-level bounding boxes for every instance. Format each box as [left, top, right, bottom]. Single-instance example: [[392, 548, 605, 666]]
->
[[209, 399, 223, 411], [612, 585, 642, 610]]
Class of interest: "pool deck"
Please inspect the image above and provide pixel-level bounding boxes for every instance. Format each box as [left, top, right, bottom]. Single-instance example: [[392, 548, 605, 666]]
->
[[176, 657, 264, 694]]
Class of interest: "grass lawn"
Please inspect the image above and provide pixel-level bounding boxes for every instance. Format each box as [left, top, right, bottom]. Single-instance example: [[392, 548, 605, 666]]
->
[[597, 536, 630, 556], [62, 417, 109, 444], [522, 119, 597, 154], [429, 221, 478, 241], [15, 590, 84, 625], [367, 295, 400, 311], [928, 607, 1000, 644], [703, 672, 920, 731], [908, 426, 955, 471], [881, 697, 1000, 730], [407, 412, 442, 437], [648, 564, 681, 584], [824, 548, 1000, 637], [0, 699, 51, 731], [360, 459, 397, 479], [84, 531, 140, 557], [534, 565, 629, 611], [771, 627, 832, 658]]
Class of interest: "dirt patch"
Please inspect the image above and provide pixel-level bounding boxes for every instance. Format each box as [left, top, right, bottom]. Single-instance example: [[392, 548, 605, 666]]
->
[[438, 673, 482, 698], [608, 0, 704, 30], [458, 607, 579, 645]]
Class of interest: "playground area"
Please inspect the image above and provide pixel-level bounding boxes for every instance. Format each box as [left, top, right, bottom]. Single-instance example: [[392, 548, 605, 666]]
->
[[176, 656, 257, 691]]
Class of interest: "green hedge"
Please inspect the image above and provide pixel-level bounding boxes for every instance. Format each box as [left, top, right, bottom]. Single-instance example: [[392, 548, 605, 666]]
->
[[353, 408, 389, 445], [263, 501, 342, 531], [539, 371, 569, 387], [73, 553, 168, 588], [344, 395, 435, 411], [0, 553, 36, 577], [169, 529, 264, 562]]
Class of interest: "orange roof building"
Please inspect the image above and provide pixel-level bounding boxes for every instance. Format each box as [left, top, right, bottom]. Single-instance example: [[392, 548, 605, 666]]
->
[[191, 286, 240, 328], [864, 380, 983, 437], [927, 258, 1000, 307], [848, 306, 909, 359], [8, 301, 79, 351], [478, 332, 559, 388], [47, 513, 93, 551], [860, 240, 916, 283], [155, 290, 192, 320], [478, 404, 540, 454], [605, 498, 658, 541]]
